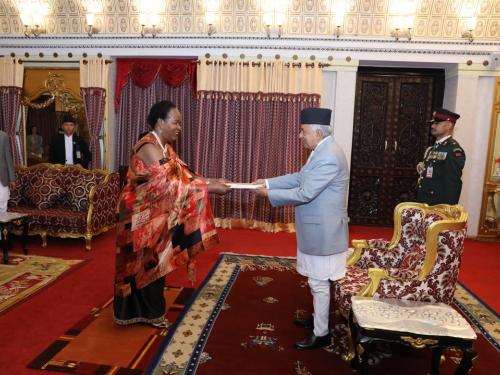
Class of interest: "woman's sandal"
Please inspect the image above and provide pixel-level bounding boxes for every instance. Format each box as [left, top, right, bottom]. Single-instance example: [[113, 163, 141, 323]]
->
[[151, 318, 169, 329]]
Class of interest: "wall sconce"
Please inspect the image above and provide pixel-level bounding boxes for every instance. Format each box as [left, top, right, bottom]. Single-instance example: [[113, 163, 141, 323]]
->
[[85, 1, 101, 37], [264, 12, 284, 38], [263, 0, 287, 38], [205, 0, 219, 36], [85, 13, 98, 37], [391, 16, 413, 41], [391, 16, 404, 41], [140, 14, 160, 38], [137, 0, 163, 38], [405, 16, 414, 41], [389, 0, 416, 41], [462, 17, 476, 43], [18, 1, 48, 38], [333, 1, 345, 39], [141, 24, 159, 38], [206, 13, 217, 36]]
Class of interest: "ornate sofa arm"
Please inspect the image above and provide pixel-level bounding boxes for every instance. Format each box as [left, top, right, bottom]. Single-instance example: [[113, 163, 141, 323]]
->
[[358, 268, 390, 297], [8, 169, 27, 207], [347, 239, 369, 266], [359, 267, 424, 298], [87, 173, 120, 233]]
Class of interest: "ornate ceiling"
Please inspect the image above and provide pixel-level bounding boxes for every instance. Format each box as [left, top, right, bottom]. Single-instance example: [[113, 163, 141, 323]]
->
[[0, 0, 498, 40]]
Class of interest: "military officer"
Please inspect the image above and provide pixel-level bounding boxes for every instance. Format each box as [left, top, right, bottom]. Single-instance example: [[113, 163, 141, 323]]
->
[[416, 108, 466, 205]]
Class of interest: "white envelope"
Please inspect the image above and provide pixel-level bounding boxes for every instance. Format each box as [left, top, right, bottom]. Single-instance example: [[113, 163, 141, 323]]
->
[[227, 183, 263, 190]]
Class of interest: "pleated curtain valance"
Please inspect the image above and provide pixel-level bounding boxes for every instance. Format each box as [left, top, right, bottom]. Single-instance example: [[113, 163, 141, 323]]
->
[[80, 57, 109, 89], [0, 56, 23, 87], [114, 58, 197, 111], [196, 59, 323, 96]]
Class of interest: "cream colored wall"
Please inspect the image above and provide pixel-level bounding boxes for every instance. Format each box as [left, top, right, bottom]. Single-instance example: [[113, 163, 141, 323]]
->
[[107, 62, 117, 172], [435, 65, 497, 237]]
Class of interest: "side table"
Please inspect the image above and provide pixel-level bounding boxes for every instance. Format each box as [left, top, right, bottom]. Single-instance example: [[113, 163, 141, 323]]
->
[[349, 296, 477, 375], [0, 212, 29, 264]]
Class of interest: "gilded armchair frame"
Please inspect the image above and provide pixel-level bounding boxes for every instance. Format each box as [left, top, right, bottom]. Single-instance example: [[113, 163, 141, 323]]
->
[[347, 202, 468, 297]]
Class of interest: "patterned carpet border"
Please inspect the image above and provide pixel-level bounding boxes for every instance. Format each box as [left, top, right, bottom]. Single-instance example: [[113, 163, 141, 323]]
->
[[147, 253, 500, 374], [0, 254, 84, 315], [453, 283, 499, 351]]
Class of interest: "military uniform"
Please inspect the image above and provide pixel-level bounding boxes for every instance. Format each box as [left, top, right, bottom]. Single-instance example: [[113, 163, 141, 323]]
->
[[416, 108, 465, 206]]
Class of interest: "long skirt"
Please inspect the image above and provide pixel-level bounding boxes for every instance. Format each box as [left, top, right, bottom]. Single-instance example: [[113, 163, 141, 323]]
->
[[113, 276, 166, 326]]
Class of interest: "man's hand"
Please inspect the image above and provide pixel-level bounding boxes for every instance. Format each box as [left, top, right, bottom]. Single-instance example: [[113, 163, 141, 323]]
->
[[9, 181, 16, 190], [416, 162, 424, 175], [252, 179, 265, 186], [255, 186, 268, 198]]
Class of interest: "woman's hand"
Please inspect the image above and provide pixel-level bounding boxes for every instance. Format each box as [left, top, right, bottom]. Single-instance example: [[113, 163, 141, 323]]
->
[[206, 178, 231, 195]]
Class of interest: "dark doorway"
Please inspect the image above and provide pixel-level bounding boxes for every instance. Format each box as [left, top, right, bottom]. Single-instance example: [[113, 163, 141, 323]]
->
[[348, 67, 445, 226]]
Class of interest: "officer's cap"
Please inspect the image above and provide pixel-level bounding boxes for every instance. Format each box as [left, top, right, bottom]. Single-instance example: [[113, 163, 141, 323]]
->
[[61, 114, 76, 124], [300, 108, 332, 126], [429, 108, 460, 124]]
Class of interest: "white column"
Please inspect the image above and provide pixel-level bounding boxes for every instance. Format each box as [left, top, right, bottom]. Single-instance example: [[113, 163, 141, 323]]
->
[[107, 61, 117, 171], [323, 59, 359, 171], [444, 64, 500, 237]]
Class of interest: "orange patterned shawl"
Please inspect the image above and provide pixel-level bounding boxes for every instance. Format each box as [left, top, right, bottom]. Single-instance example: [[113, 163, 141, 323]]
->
[[115, 134, 218, 297]]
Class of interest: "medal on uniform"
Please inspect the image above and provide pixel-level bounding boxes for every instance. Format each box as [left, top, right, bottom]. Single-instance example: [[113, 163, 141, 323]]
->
[[426, 166, 433, 178], [76, 150, 82, 159]]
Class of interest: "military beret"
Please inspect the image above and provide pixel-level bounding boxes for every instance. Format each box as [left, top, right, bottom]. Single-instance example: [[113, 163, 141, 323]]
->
[[300, 108, 332, 126], [429, 108, 460, 123]]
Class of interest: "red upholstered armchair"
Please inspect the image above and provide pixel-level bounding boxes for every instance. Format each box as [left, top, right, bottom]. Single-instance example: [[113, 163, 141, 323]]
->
[[8, 163, 120, 250], [333, 202, 468, 318]]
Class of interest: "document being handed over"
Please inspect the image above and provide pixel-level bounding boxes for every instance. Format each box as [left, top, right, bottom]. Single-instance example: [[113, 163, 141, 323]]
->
[[227, 182, 264, 190]]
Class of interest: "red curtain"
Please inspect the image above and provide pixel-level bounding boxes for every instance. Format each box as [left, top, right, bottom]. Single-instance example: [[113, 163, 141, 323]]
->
[[81, 87, 106, 169], [115, 58, 197, 112], [0, 86, 22, 166], [191, 92, 320, 229], [116, 78, 196, 168]]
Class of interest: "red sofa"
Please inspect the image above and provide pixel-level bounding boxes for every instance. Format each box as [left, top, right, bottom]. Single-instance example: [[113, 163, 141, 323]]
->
[[8, 163, 120, 250]]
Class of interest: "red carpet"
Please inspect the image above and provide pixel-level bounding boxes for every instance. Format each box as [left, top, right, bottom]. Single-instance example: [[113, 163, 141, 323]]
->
[[0, 227, 497, 374], [151, 254, 498, 375], [27, 287, 193, 374]]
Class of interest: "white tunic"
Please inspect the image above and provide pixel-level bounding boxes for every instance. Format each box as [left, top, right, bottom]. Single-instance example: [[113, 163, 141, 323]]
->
[[296, 249, 347, 281]]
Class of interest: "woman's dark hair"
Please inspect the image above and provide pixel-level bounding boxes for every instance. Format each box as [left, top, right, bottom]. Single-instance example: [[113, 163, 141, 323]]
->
[[147, 100, 176, 128]]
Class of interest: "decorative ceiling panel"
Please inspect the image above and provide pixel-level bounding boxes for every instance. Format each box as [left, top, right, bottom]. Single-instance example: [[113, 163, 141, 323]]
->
[[0, 0, 498, 39]]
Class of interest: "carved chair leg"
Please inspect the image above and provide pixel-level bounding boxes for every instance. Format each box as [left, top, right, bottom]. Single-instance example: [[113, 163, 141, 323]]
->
[[431, 346, 443, 375], [456, 346, 477, 375], [343, 308, 356, 362], [343, 325, 356, 362], [85, 235, 92, 251], [41, 233, 47, 247]]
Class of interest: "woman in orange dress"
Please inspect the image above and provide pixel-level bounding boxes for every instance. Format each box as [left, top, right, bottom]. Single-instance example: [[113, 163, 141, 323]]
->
[[113, 100, 229, 327]]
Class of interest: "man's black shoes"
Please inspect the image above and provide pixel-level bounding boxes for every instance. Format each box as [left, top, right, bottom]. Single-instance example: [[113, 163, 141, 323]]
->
[[294, 333, 331, 350]]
